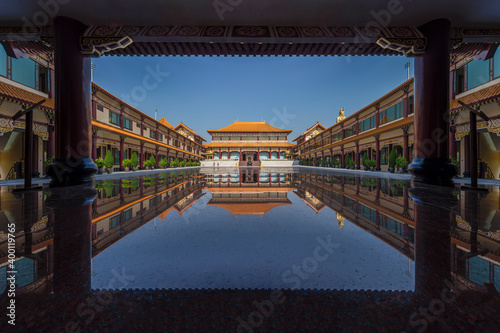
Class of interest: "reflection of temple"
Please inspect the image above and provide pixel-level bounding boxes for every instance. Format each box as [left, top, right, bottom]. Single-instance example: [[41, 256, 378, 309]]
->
[[91, 172, 206, 256], [293, 173, 500, 291], [204, 168, 294, 216], [0, 171, 206, 293]]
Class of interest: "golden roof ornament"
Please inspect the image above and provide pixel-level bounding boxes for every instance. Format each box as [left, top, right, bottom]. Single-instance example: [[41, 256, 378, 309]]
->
[[336, 107, 346, 123]]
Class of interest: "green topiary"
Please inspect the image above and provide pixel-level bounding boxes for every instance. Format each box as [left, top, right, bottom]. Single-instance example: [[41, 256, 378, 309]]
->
[[104, 150, 114, 169], [131, 152, 139, 168], [388, 148, 397, 168], [149, 155, 156, 167]]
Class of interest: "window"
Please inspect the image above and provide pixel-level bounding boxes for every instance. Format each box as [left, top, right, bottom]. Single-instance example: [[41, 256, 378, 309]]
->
[[124, 118, 133, 130], [149, 198, 155, 208], [109, 215, 120, 229], [409, 96, 414, 114], [97, 104, 104, 111], [150, 130, 156, 139], [495, 48, 500, 78], [0, 46, 6, 77], [467, 59, 490, 90], [123, 209, 132, 221], [11, 57, 36, 89], [158, 133, 163, 141], [109, 112, 120, 125], [380, 101, 403, 125], [359, 115, 376, 133], [380, 147, 388, 164]]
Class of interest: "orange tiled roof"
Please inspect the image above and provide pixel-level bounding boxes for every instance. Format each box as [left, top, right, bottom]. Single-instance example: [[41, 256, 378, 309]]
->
[[204, 141, 295, 148], [91, 120, 203, 158], [158, 116, 174, 129], [0, 80, 54, 112], [207, 202, 292, 216], [207, 121, 292, 133], [450, 81, 500, 112]]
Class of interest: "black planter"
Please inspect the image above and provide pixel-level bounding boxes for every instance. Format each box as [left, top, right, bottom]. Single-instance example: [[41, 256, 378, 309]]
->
[[389, 167, 395, 173]]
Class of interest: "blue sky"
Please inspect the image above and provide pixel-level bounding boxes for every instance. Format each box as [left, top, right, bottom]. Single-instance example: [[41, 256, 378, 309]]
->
[[93, 55, 413, 141]]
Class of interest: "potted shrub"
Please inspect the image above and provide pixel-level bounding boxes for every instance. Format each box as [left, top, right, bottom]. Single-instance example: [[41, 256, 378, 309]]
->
[[104, 150, 114, 174], [362, 153, 369, 171], [179, 159, 186, 167], [396, 156, 408, 174], [131, 152, 139, 171], [159, 158, 168, 169], [349, 159, 355, 168], [334, 159, 340, 168], [94, 157, 105, 174], [122, 158, 132, 172], [172, 158, 179, 168], [388, 148, 397, 173], [368, 159, 376, 171]]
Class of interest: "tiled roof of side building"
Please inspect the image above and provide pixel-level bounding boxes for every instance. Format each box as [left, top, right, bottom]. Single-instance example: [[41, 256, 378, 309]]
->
[[158, 116, 174, 129], [0, 80, 54, 112], [174, 121, 207, 142], [292, 121, 326, 142], [207, 121, 292, 133], [450, 81, 500, 112]]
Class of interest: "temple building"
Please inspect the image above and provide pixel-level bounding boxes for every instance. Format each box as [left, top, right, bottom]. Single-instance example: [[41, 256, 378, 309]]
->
[[296, 78, 415, 172], [91, 83, 205, 171], [203, 121, 296, 167], [296, 45, 500, 179]]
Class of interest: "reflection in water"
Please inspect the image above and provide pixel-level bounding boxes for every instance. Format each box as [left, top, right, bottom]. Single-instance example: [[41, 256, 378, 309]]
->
[[0, 168, 499, 331]]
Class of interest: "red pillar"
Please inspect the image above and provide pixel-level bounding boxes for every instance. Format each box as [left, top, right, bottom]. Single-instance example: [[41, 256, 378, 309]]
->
[[375, 136, 381, 171], [119, 136, 124, 169], [48, 68, 55, 100], [47, 16, 97, 186], [140, 143, 144, 167], [449, 126, 457, 159], [403, 132, 409, 162], [47, 124, 55, 158], [340, 146, 345, 168], [403, 97, 409, 118], [408, 19, 456, 186], [355, 142, 360, 169]]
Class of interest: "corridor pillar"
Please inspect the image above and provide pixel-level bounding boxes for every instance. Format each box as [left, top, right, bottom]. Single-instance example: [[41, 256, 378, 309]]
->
[[47, 17, 97, 186], [408, 18, 457, 186]]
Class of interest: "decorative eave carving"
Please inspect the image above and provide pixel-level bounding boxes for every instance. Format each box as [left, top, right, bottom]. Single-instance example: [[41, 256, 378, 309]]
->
[[376, 37, 426, 56], [80, 36, 133, 57]]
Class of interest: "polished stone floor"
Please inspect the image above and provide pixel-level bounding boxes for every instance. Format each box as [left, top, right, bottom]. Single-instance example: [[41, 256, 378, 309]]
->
[[0, 168, 499, 332]]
